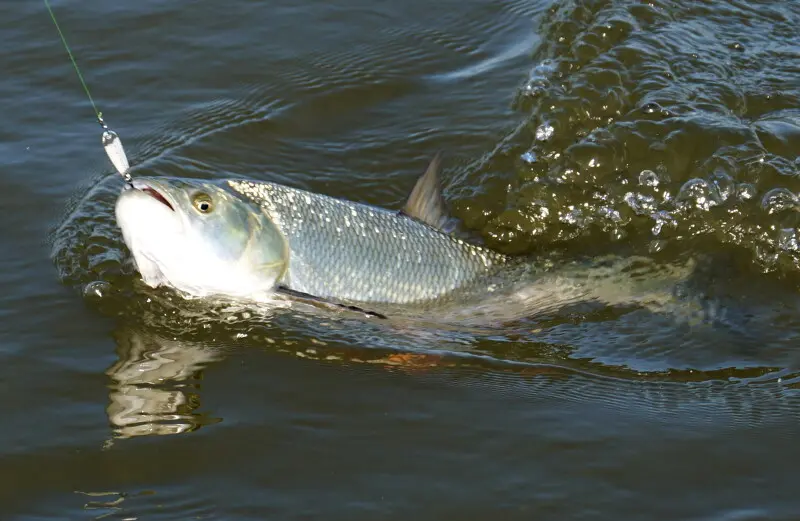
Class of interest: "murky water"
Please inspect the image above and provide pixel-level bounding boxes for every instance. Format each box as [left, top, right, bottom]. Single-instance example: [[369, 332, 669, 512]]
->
[[3, 0, 800, 518]]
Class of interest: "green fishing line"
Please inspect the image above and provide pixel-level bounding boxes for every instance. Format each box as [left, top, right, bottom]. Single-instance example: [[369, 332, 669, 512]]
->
[[44, 0, 102, 122]]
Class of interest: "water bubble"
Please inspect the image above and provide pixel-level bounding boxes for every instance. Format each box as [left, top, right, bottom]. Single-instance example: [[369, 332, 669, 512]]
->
[[519, 202, 551, 237], [529, 59, 556, 78], [760, 188, 797, 214], [597, 206, 621, 222], [624, 191, 657, 215], [709, 168, 735, 202], [736, 183, 757, 201], [524, 81, 548, 97], [560, 206, 590, 227], [755, 243, 779, 267], [609, 227, 626, 241], [650, 211, 676, 235], [521, 150, 538, 164], [640, 101, 672, 118], [83, 280, 111, 300], [536, 123, 555, 141], [532, 204, 550, 219], [83, 280, 112, 301], [649, 239, 668, 253], [777, 228, 799, 252], [561, 208, 578, 225], [676, 178, 719, 211], [523, 60, 556, 97], [638, 169, 659, 187], [642, 102, 661, 114]]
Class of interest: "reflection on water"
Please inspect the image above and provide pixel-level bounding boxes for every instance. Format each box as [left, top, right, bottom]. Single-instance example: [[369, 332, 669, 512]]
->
[[106, 327, 223, 439], [100, 315, 800, 441], [14, 0, 800, 516]]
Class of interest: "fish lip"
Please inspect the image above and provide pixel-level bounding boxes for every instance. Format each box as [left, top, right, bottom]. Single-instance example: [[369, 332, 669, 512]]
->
[[130, 179, 175, 211]]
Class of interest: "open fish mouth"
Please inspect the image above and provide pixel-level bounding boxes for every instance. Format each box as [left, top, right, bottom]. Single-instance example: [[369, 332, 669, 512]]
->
[[141, 187, 174, 211], [129, 180, 174, 211]]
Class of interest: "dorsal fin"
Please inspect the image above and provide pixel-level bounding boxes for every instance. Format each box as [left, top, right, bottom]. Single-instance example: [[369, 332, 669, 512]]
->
[[401, 152, 449, 230]]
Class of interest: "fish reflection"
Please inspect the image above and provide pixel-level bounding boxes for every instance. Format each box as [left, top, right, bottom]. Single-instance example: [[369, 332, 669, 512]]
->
[[106, 327, 224, 439]]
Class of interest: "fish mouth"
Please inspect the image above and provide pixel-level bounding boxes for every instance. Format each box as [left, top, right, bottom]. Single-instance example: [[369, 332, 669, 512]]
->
[[131, 180, 174, 211], [142, 187, 174, 211]]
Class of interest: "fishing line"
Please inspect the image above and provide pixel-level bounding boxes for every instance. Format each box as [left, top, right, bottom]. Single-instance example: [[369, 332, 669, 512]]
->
[[44, 0, 132, 183]]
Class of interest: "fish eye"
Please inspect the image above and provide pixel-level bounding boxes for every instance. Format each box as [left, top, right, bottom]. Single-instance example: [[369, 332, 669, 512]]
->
[[192, 193, 214, 214]]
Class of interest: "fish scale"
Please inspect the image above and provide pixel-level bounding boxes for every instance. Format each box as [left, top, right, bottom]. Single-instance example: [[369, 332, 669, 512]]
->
[[227, 179, 508, 304]]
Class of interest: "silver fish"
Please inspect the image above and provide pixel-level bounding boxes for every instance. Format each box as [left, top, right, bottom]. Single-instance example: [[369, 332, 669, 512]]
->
[[115, 155, 700, 324], [115, 154, 511, 312]]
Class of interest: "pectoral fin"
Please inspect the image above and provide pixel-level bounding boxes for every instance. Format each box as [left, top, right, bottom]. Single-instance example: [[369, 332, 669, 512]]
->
[[275, 286, 388, 319], [401, 152, 450, 230]]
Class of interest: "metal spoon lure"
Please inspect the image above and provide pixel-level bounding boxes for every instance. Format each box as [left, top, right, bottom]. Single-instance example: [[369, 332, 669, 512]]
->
[[98, 114, 132, 184]]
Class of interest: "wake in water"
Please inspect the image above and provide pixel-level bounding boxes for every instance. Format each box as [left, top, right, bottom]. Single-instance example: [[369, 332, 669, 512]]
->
[[48, 0, 800, 439]]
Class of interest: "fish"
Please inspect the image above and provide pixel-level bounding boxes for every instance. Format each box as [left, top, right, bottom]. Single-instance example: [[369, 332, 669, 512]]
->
[[114, 154, 515, 316], [115, 154, 701, 324]]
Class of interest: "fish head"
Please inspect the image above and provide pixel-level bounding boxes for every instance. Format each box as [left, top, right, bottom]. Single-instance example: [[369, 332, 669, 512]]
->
[[115, 177, 288, 299]]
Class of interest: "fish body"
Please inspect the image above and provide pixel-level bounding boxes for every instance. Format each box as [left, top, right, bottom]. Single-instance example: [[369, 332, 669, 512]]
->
[[115, 155, 510, 309], [226, 178, 507, 304]]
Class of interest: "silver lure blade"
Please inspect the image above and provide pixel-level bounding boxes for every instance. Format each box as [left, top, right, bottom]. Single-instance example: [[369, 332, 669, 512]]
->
[[102, 130, 131, 181]]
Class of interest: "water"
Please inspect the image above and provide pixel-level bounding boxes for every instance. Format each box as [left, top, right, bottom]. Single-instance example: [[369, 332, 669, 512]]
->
[[3, 0, 800, 518]]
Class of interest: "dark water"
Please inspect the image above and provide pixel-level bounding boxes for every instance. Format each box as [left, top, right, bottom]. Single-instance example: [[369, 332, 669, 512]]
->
[[4, 0, 800, 518]]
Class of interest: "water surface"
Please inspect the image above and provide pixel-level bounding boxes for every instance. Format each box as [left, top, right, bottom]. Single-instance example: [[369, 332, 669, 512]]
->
[[2, 0, 800, 518]]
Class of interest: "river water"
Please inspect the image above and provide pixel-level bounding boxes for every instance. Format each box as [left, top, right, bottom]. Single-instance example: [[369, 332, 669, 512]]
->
[[4, 0, 800, 518]]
